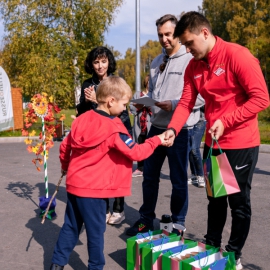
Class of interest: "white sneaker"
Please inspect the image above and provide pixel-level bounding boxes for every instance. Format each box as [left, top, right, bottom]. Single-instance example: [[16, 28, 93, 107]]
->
[[197, 176, 205, 188], [188, 174, 198, 185], [108, 211, 125, 225], [132, 169, 143, 177], [236, 258, 243, 270], [106, 212, 111, 223]]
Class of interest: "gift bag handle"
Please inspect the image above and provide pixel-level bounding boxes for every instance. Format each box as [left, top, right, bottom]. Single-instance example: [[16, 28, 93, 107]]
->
[[207, 137, 223, 159], [136, 230, 153, 240], [148, 236, 167, 251]]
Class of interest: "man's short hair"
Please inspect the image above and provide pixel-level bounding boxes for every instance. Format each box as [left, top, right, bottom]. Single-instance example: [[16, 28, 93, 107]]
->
[[174, 11, 212, 38], [156, 14, 178, 27], [96, 76, 132, 102]]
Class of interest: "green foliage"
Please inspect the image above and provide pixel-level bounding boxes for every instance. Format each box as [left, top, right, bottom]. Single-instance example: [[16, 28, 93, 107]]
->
[[258, 121, 270, 144], [259, 106, 270, 122], [0, 0, 124, 108], [117, 40, 162, 92], [201, 0, 270, 88], [57, 108, 77, 129]]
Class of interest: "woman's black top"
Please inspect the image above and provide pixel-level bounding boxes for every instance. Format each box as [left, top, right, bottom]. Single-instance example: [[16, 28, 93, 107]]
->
[[76, 74, 132, 136]]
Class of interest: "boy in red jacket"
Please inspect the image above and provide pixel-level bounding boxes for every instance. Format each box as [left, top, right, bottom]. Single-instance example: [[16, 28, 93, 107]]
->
[[50, 76, 167, 270]]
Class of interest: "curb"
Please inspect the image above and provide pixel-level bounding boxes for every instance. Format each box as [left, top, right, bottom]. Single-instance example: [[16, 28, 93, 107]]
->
[[1, 137, 270, 154], [0, 136, 40, 143]]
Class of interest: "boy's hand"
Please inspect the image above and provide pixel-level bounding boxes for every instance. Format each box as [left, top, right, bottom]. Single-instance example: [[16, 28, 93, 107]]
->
[[163, 129, 176, 147], [157, 132, 169, 146], [61, 169, 67, 176]]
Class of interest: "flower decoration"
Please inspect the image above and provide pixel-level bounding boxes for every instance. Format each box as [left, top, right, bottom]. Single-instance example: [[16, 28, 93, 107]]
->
[[32, 94, 49, 117], [22, 93, 65, 171]]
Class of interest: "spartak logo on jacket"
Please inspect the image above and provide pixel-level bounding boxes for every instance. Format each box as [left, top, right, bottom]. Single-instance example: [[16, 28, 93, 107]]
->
[[214, 67, 225, 76]]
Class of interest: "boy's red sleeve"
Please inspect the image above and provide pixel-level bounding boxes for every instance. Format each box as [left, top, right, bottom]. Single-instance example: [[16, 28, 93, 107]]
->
[[59, 133, 72, 171], [111, 133, 161, 161]]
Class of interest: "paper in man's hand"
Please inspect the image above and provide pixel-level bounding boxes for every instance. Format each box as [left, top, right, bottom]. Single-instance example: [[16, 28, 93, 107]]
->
[[130, 96, 159, 107]]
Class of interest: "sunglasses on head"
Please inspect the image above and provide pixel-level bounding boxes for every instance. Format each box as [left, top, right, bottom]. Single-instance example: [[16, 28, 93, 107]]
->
[[159, 55, 169, 73]]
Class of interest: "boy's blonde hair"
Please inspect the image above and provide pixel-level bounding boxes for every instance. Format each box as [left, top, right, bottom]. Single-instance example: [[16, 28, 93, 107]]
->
[[96, 76, 132, 102]]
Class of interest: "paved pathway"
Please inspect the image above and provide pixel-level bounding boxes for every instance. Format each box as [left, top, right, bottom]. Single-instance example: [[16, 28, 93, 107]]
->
[[0, 142, 269, 269]]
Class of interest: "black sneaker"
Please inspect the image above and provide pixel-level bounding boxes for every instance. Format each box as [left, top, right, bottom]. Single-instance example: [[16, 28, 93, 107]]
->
[[50, 264, 64, 270], [126, 220, 154, 236]]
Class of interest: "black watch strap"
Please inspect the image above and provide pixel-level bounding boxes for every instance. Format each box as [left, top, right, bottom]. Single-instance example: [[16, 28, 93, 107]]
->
[[166, 127, 176, 136]]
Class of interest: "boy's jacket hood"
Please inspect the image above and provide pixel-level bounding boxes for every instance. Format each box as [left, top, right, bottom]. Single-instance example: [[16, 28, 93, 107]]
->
[[70, 110, 128, 149]]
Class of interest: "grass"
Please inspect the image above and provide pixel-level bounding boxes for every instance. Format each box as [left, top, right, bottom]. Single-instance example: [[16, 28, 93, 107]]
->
[[258, 121, 270, 144], [1, 109, 270, 144]]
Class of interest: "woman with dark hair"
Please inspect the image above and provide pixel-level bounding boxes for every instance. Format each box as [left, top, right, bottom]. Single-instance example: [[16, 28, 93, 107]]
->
[[76, 46, 132, 225], [77, 46, 117, 114]]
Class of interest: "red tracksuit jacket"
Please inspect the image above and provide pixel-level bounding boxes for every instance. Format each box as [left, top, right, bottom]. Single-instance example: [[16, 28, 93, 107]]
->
[[60, 110, 161, 198], [168, 36, 269, 149]]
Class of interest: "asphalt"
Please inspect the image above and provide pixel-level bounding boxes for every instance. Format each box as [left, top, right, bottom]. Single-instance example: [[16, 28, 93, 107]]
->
[[0, 141, 269, 269]]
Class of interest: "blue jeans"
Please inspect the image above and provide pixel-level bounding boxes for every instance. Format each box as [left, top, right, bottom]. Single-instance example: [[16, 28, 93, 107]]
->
[[52, 193, 106, 270], [139, 126, 192, 225], [189, 120, 206, 176]]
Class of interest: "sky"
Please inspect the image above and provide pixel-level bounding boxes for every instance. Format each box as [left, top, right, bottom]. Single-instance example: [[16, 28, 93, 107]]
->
[[104, 0, 203, 56], [0, 0, 203, 54]]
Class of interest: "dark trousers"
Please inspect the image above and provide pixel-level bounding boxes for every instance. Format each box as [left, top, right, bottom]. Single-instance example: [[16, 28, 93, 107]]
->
[[189, 120, 206, 176], [139, 126, 192, 226], [203, 144, 259, 260], [105, 197, 124, 213], [137, 134, 147, 171], [51, 193, 106, 270]]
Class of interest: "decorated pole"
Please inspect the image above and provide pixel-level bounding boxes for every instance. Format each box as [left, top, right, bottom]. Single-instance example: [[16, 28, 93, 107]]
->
[[42, 117, 49, 198], [22, 92, 65, 220]]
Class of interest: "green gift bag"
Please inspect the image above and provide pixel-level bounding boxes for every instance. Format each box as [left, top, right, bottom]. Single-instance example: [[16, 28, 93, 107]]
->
[[182, 250, 236, 270], [202, 138, 240, 198], [126, 229, 177, 270], [162, 242, 217, 270], [141, 237, 195, 270]]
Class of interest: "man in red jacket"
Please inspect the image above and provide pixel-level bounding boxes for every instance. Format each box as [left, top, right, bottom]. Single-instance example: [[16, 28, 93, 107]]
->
[[165, 12, 269, 270]]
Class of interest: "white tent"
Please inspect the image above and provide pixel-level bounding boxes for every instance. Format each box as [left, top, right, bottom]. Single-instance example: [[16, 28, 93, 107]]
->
[[0, 66, 14, 131]]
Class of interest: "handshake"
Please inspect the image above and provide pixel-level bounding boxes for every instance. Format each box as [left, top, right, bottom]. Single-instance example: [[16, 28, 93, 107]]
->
[[157, 129, 176, 147]]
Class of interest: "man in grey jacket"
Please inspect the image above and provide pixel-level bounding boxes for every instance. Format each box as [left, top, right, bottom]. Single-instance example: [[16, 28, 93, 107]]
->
[[126, 14, 204, 236]]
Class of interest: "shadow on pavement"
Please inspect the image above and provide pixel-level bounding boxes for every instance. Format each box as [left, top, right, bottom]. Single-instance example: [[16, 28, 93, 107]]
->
[[108, 248, 126, 269], [160, 172, 170, 180], [243, 264, 263, 270], [254, 167, 270, 176], [25, 211, 87, 270], [6, 180, 87, 270], [5, 181, 39, 207]]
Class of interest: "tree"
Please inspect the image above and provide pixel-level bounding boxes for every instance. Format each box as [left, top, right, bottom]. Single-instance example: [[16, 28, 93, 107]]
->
[[117, 40, 161, 92], [0, 0, 123, 108], [202, 0, 270, 88]]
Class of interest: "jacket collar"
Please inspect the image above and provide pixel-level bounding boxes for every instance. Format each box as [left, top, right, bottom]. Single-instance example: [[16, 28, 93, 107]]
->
[[205, 36, 222, 64]]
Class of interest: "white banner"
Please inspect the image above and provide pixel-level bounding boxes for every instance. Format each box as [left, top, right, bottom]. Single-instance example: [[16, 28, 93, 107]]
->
[[0, 66, 14, 131]]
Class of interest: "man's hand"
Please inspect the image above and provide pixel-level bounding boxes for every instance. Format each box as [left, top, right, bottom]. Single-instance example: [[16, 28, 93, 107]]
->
[[132, 103, 144, 110], [164, 129, 175, 147], [155, 100, 172, 111], [209, 119, 224, 140]]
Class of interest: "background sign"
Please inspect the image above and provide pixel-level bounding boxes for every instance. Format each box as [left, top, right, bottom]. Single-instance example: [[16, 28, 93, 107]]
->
[[0, 66, 14, 131]]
